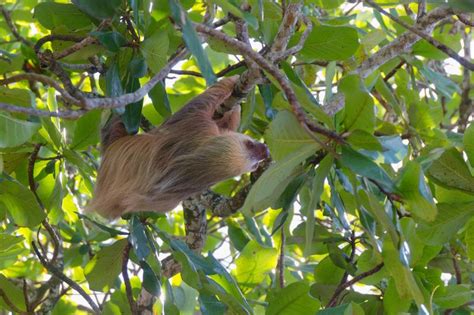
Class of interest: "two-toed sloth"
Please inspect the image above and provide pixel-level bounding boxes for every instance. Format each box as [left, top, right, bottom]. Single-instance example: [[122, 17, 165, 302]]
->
[[88, 76, 269, 218]]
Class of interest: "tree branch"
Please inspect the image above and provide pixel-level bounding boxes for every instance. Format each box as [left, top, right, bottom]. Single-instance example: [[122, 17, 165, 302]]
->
[[365, 0, 473, 71], [31, 242, 100, 314], [195, 23, 344, 143], [0, 73, 80, 104], [355, 6, 455, 78], [0, 5, 32, 46], [326, 262, 384, 307], [0, 288, 24, 313], [122, 242, 137, 315]]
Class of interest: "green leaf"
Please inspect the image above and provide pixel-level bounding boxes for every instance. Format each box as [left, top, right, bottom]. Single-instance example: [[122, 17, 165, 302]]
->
[[40, 117, 63, 149], [427, 148, 474, 194], [383, 278, 411, 314], [267, 282, 320, 315], [130, 216, 150, 261], [206, 254, 253, 314], [91, 31, 127, 53], [72, 0, 122, 19], [300, 25, 359, 61], [70, 109, 101, 150], [382, 238, 424, 305], [419, 66, 460, 98], [85, 239, 128, 291], [396, 161, 437, 222], [129, 56, 148, 79], [168, 0, 216, 85], [265, 111, 320, 161], [149, 81, 171, 118], [314, 256, 345, 285], [0, 234, 24, 252], [466, 219, 474, 260], [0, 179, 46, 227], [140, 260, 161, 296], [347, 130, 382, 151], [121, 75, 143, 134], [0, 274, 26, 312], [141, 31, 169, 74], [34, 2, 92, 30], [464, 123, 474, 168], [0, 87, 31, 106], [242, 144, 318, 214], [105, 63, 123, 98], [305, 155, 333, 256], [318, 302, 364, 315], [227, 219, 250, 251], [433, 285, 472, 309], [361, 135, 407, 164], [339, 75, 375, 133], [63, 152, 95, 199], [0, 113, 40, 148], [234, 240, 278, 286], [199, 293, 226, 315], [340, 146, 394, 192], [417, 202, 474, 245], [359, 191, 399, 246]]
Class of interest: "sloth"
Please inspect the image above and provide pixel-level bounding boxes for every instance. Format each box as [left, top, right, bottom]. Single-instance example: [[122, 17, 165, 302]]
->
[[88, 76, 269, 218]]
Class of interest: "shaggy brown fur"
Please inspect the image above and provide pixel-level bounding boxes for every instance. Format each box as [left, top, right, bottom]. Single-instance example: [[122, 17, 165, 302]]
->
[[87, 76, 269, 218]]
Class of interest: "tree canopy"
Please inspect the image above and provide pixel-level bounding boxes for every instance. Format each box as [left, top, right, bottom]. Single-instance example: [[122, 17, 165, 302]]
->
[[0, 0, 473, 314]]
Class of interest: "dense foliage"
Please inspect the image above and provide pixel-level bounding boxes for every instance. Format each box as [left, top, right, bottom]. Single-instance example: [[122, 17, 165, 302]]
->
[[0, 0, 473, 314]]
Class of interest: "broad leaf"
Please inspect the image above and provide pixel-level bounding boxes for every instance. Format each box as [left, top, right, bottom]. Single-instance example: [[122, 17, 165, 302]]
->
[[300, 25, 359, 61], [417, 202, 474, 245], [427, 148, 474, 194], [0, 113, 40, 148], [85, 239, 128, 291], [266, 282, 320, 315], [72, 0, 122, 19], [0, 180, 45, 227], [242, 144, 318, 214]]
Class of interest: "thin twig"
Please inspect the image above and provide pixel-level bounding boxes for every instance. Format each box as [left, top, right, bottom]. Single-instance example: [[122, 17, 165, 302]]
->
[[169, 69, 203, 77], [31, 242, 100, 314], [0, 73, 80, 104], [28, 143, 61, 264], [34, 34, 86, 53], [326, 262, 384, 307], [365, 0, 473, 71], [450, 247, 462, 284], [0, 288, 23, 313], [0, 5, 32, 46], [383, 60, 406, 81], [122, 242, 137, 315], [52, 36, 99, 60]]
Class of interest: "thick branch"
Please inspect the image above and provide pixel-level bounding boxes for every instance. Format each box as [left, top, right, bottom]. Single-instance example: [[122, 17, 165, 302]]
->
[[365, 0, 473, 71], [82, 48, 188, 110], [355, 6, 455, 78], [268, 3, 303, 60], [195, 24, 344, 143], [0, 48, 188, 118]]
